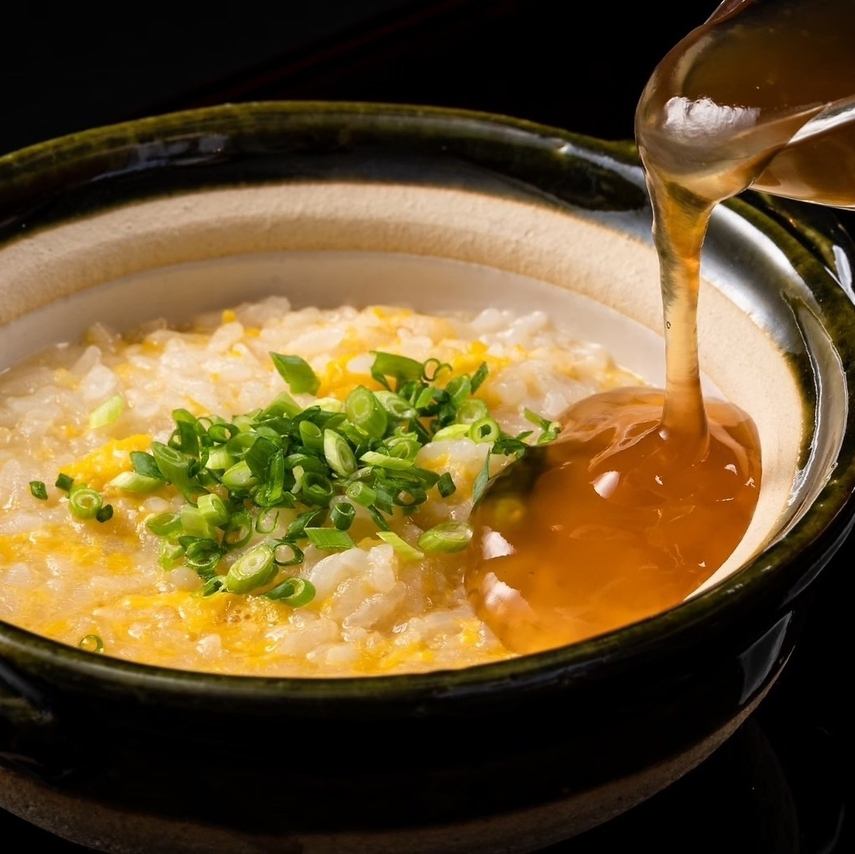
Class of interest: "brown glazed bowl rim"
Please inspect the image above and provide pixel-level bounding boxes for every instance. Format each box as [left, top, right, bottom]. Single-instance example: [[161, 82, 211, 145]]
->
[[0, 101, 853, 704]]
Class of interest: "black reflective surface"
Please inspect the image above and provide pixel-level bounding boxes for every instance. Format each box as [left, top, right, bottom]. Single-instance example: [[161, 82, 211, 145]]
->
[[0, 3, 851, 850]]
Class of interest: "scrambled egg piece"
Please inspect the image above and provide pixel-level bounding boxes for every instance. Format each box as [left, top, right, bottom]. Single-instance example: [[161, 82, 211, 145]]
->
[[62, 435, 153, 491]]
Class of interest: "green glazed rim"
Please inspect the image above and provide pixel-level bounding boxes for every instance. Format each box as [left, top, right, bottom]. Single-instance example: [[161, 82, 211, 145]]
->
[[0, 102, 853, 703]]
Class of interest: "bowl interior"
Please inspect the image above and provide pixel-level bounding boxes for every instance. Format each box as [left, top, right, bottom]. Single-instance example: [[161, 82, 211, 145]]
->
[[0, 178, 824, 594]]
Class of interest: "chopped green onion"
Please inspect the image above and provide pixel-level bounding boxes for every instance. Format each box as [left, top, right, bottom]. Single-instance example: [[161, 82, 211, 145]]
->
[[376, 531, 424, 561], [286, 453, 328, 473], [297, 420, 323, 453], [206, 422, 238, 444], [374, 390, 417, 419], [393, 486, 426, 507], [96, 504, 114, 523], [223, 511, 253, 549], [415, 386, 438, 410], [181, 537, 223, 578], [346, 387, 388, 439], [29, 480, 48, 501], [88, 394, 125, 429], [180, 506, 214, 539], [469, 417, 501, 444], [418, 521, 473, 554], [108, 471, 162, 493], [130, 451, 165, 481], [385, 434, 420, 461], [255, 508, 280, 534], [470, 362, 489, 392], [367, 505, 391, 531], [245, 436, 279, 480], [432, 423, 471, 442], [300, 472, 334, 506], [205, 447, 234, 471], [69, 488, 103, 520], [171, 411, 201, 458], [422, 358, 452, 382], [524, 408, 561, 443], [225, 431, 257, 457], [260, 391, 302, 420], [436, 473, 456, 498], [78, 634, 104, 653], [314, 396, 345, 413], [373, 487, 394, 513], [221, 460, 256, 492], [272, 542, 304, 566], [197, 493, 229, 526], [345, 481, 377, 508], [285, 508, 324, 540], [305, 527, 354, 551], [159, 541, 185, 569], [201, 577, 224, 596], [225, 544, 277, 593], [370, 351, 424, 387], [146, 512, 182, 537], [409, 467, 441, 487], [270, 352, 320, 395], [266, 576, 315, 606], [151, 442, 203, 502], [323, 429, 357, 477], [330, 501, 356, 531], [445, 376, 472, 407], [360, 451, 414, 470], [472, 454, 491, 506], [456, 398, 489, 425], [55, 473, 74, 492]]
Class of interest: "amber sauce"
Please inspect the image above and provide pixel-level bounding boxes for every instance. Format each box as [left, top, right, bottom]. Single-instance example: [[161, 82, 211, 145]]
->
[[467, 0, 855, 654]]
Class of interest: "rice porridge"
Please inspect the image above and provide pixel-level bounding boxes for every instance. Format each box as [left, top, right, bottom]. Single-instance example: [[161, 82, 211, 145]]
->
[[0, 297, 636, 676]]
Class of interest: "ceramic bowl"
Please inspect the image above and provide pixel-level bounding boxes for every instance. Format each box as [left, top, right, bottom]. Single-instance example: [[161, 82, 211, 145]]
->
[[0, 103, 853, 853]]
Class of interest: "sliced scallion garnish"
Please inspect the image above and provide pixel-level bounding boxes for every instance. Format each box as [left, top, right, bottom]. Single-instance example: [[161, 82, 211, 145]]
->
[[346, 386, 388, 439], [359, 451, 413, 471], [305, 527, 355, 551], [55, 349, 553, 602], [29, 480, 48, 501], [130, 451, 165, 480], [108, 471, 162, 493], [151, 442, 204, 502], [55, 473, 74, 492], [88, 394, 125, 429], [255, 508, 280, 534], [272, 541, 304, 567], [376, 531, 424, 561], [469, 417, 500, 444], [417, 521, 473, 554], [436, 472, 456, 498], [225, 543, 276, 593], [147, 512, 182, 537], [266, 576, 315, 606], [197, 493, 229, 527], [524, 408, 561, 444], [330, 501, 356, 531], [370, 351, 424, 387], [270, 352, 320, 395], [69, 488, 103, 520], [96, 504, 114, 523]]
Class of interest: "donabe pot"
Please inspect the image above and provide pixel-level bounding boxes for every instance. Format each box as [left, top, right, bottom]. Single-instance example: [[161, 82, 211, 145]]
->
[[0, 103, 852, 853]]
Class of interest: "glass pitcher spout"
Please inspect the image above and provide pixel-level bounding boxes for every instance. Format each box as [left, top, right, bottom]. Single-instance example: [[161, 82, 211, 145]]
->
[[636, 0, 855, 209]]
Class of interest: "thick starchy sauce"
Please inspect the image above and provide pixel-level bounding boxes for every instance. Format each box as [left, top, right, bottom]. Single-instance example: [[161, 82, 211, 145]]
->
[[468, 0, 855, 653]]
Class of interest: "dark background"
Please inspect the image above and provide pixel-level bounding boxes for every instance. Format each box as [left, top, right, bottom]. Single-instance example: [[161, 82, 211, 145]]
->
[[0, 2, 850, 851]]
